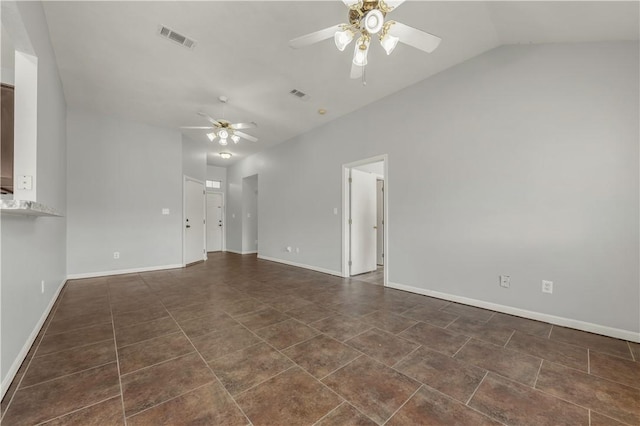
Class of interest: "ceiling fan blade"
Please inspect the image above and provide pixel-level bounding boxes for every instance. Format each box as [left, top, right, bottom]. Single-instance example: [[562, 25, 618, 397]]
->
[[196, 112, 222, 127], [289, 24, 343, 49], [390, 21, 441, 53], [234, 131, 258, 143], [382, 0, 406, 11], [230, 122, 257, 130], [180, 126, 214, 130]]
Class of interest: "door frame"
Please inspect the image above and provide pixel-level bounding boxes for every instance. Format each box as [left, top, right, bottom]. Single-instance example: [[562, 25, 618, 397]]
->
[[206, 190, 226, 252], [183, 176, 206, 266], [341, 154, 388, 285]]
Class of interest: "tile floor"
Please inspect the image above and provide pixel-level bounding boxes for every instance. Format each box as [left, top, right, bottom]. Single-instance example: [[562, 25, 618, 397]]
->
[[1, 253, 639, 425]]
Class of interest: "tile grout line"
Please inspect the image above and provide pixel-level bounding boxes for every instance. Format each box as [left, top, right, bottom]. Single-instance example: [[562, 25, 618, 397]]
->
[[381, 384, 423, 425], [28, 337, 115, 362], [451, 337, 472, 358], [532, 359, 544, 388], [465, 371, 488, 405], [158, 300, 255, 426], [18, 360, 117, 391], [588, 409, 591, 426], [108, 278, 130, 426], [124, 381, 214, 421], [390, 345, 422, 369], [587, 349, 591, 374], [0, 282, 70, 423], [503, 330, 516, 348], [547, 324, 554, 339], [627, 341, 636, 361], [32, 395, 119, 425], [318, 354, 366, 382]]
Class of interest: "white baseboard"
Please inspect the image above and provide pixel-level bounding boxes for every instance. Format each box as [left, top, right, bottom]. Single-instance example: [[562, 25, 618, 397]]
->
[[67, 264, 183, 280], [1, 278, 66, 400], [258, 255, 343, 278], [226, 250, 257, 255], [387, 281, 640, 343]]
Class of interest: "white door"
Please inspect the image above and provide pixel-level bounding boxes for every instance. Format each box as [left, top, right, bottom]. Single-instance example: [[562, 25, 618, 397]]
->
[[350, 169, 377, 276], [206, 192, 223, 252], [376, 179, 384, 266], [184, 179, 205, 265]]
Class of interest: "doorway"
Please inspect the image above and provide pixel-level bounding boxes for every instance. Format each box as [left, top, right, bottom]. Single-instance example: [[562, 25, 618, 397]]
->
[[206, 192, 224, 252], [183, 177, 206, 265], [342, 155, 387, 285]]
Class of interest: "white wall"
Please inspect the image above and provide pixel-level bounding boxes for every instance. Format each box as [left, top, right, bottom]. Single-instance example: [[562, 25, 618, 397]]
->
[[66, 110, 183, 276], [241, 175, 258, 253], [182, 135, 206, 183], [207, 165, 227, 191], [1, 1, 67, 387], [226, 42, 639, 336]]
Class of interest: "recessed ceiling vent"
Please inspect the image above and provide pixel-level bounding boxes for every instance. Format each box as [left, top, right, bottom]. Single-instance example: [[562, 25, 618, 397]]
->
[[289, 89, 310, 101], [158, 25, 196, 49]]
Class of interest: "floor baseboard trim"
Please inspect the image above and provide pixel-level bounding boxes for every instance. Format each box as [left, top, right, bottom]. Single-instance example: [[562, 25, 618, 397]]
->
[[258, 255, 343, 278], [1, 278, 66, 400], [225, 250, 257, 255], [386, 281, 640, 343], [67, 264, 183, 280]]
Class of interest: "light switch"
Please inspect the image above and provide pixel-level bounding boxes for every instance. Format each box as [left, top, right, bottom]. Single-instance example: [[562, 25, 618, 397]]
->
[[162, 208, 170, 215], [333, 208, 338, 215], [247, 213, 251, 218]]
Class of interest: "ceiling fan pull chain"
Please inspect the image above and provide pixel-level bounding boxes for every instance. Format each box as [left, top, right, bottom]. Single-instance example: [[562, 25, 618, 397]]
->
[[362, 65, 367, 86]]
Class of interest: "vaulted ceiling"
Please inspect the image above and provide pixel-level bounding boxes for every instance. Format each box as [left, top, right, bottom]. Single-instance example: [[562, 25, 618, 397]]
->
[[42, 1, 639, 166]]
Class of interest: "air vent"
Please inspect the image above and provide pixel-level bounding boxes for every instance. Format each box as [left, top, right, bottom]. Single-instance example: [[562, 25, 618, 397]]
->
[[289, 89, 310, 101], [158, 25, 197, 50]]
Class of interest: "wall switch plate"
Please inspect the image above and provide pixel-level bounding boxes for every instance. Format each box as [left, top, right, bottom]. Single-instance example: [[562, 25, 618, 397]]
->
[[17, 175, 33, 190], [542, 280, 553, 294], [286, 246, 292, 252], [162, 208, 170, 215], [113, 251, 120, 259], [333, 207, 338, 215], [295, 247, 300, 253], [499, 275, 510, 288]]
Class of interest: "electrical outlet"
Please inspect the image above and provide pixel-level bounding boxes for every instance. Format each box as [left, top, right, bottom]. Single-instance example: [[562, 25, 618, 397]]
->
[[286, 246, 292, 252], [499, 275, 510, 288], [113, 251, 120, 259], [41, 280, 45, 294], [295, 247, 300, 253], [542, 280, 553, 294]]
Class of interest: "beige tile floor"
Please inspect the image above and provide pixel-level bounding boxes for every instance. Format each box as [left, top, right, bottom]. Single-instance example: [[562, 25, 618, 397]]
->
[[1, 253, 639, 425]]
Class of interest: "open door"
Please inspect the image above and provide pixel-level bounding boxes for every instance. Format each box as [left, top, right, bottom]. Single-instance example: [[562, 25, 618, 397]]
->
[[350, 169, 377, 276]]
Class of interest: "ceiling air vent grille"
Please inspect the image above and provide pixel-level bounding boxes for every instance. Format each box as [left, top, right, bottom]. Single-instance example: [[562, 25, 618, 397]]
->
[[158, 25, 197, 50], [289, 89, 310, 101]]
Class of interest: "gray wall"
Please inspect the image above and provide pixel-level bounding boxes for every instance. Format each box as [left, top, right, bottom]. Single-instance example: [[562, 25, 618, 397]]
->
[[241, 175, 258, 253], [66, 110, 183, 275], [1, 1, 67, 384], [182, 135, 206, 183], [226, 42, 639, 333]]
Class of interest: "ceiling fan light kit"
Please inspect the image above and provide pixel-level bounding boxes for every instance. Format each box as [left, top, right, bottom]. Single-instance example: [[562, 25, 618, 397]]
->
[[219, 152, 232, 159], [290, 0, 442, 80], [181, 96, 259, 149]]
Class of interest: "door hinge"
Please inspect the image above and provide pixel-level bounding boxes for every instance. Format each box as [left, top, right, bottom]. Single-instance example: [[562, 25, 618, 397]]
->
[[348, 260, 352, 266], [203, 219, 206, 224], [348, 219, 352, 225], [382, 253, 384, 258], [348, 177, 352, 183]]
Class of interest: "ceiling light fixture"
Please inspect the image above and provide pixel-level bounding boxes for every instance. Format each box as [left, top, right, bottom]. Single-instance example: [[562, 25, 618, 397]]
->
[[219, 138, 228, 146], [207, 132, 216, 142], [334, 28, 354, 51], [231, 135, 240, 144], [289, 0, 442, 81], [220, 152, 232, 159]]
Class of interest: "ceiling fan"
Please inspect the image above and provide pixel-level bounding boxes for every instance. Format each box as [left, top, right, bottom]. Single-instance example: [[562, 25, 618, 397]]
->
[[289, 0, 442, 80], [181, 96, 258, 146]]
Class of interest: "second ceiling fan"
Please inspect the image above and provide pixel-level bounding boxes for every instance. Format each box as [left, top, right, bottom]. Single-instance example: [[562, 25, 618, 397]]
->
[[182, 96, 258, 146], [289, 0, 442, 79]]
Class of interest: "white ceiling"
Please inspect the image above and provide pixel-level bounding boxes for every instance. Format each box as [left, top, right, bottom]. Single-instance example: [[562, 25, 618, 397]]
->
[[41, 1, 638, 166]]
